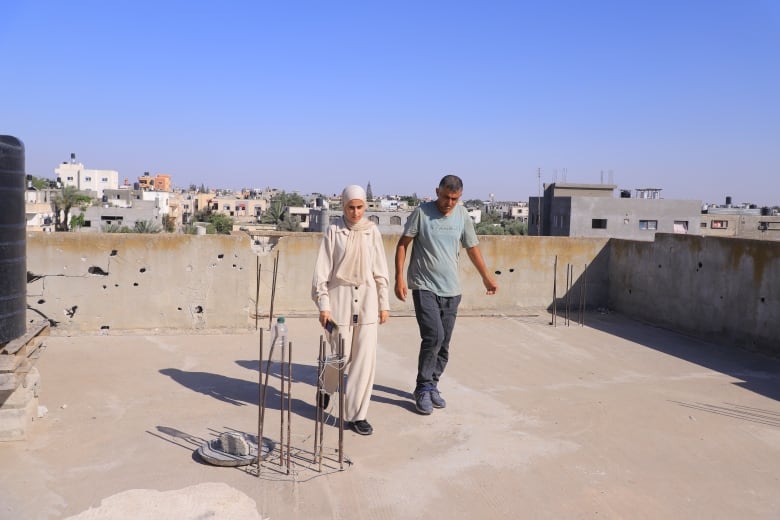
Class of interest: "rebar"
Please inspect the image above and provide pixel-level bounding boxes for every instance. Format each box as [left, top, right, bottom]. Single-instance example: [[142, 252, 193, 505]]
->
[[314, 336, 325, 470], [552, 255, 558, 326], [338, 335, 345, 471], [286, 339, 292, 474], [255, 258, 261, 330], [256, 327, 263, 477], [268, 252, 279, 331]]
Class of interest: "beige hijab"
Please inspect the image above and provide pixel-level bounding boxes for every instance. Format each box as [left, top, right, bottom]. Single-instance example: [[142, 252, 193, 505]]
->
[[335, 185, 374, 285]]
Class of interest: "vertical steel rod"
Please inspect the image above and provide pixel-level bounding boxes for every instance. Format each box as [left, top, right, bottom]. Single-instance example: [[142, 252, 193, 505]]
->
[[314, 336, 324, 469], [286, 340, 292, 474], [552, 255, 558, 326], [565, 263, 571, 326], [268, 252, 279, 331], [255, 258, 261, 330], [279, 336, 285, 468], [256, 327, 263, 477], [338, 335, 345, 470]]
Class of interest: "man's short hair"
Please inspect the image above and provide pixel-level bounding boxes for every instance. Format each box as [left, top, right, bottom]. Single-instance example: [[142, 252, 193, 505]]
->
[[439, 175, 463, 192]]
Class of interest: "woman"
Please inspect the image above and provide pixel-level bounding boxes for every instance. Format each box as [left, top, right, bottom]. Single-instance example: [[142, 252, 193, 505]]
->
[[311, 185, 390, 435]]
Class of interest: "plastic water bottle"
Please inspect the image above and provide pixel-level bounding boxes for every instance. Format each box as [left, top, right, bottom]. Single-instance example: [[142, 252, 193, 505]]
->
[[271, 316, 288, 351]]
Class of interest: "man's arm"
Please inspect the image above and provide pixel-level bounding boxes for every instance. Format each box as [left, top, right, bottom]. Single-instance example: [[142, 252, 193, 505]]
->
[[394, 235, 413, 301], [466, 245, 498, 295]]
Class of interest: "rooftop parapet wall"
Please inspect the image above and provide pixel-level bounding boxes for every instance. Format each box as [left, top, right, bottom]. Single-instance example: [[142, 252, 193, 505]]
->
[[609, 233, 780, 356], [25, 233, 611, 334], [26, 233, 254, 334]]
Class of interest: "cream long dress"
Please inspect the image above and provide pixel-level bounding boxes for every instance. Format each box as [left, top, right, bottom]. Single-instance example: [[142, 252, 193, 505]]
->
[[311, 219, 390, 422]]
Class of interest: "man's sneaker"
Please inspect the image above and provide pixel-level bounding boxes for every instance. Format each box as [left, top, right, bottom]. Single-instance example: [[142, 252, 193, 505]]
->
[[430, 387, 446, 409], [350, 419, 373, 435], [414, 388, 433, 415]]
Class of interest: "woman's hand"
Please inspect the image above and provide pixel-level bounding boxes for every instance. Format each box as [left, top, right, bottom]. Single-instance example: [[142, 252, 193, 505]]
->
[[319, 311, 331, 328], [379, 310, 389, 324]]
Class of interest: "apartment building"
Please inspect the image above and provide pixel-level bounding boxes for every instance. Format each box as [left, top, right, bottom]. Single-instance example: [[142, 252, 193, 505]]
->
[[54, 153, 118, 199], [529, 183, 701, 240]]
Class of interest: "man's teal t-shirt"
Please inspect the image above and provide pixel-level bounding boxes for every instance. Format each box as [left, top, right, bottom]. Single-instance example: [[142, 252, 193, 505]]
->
[[403, 202, 479, 297]]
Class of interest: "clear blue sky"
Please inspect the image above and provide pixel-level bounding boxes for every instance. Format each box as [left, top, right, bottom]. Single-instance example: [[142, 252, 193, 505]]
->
[[3, 1, 779, 205]]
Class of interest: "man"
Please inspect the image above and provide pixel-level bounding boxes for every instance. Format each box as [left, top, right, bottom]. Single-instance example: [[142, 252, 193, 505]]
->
[[394, 175, 498, 415]]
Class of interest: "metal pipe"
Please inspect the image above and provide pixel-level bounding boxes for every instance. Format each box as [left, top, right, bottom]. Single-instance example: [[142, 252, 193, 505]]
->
[[268, 252, 279, 331], [286, 339, 292, 474], [552, 255, 558, 326], [256, 327, 263, 477], [255, 258, 261, 330], [338, 335, 345, 470], [314, 336, 324, 469]]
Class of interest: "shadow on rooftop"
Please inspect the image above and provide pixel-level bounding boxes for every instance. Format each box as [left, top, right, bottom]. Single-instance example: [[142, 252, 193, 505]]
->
[[580, 311, 780, 402]]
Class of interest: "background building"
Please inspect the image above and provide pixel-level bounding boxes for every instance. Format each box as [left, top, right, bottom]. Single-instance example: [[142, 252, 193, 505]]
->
[[529, 183, 701, 241]]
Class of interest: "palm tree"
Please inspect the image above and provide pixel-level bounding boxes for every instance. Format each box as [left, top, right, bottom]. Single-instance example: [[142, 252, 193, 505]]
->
[[52, 186, 92, 231]]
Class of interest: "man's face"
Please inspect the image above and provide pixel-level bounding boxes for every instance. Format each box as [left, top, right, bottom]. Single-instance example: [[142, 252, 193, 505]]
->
[[435, 187, 462, 216]]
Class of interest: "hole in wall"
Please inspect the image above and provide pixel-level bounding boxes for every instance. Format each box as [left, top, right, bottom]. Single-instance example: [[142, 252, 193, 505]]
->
[[698, 262, 703, 268], [139, 267, 146, 273], [658, 264, 662, 268], [177, 307, 182, 311], [508, 268, 514, 273], [37, 299, 45, 304], [114, 284, 119, 287], [761, 297, 765, 303], [100, 325, 110, 330], [628, 289, 632, 295], [133, 282, 139, 287], [195, 305, 203, 313], [217, 254, 224, 259], [102, 285, 107, 289], [110, 250, 118, 256], [88, 266, 109, 276], [495, 270, 501, 275]]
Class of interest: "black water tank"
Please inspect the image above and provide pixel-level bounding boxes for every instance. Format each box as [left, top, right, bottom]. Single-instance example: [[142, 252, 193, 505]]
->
[[0, 136, 27, 342]]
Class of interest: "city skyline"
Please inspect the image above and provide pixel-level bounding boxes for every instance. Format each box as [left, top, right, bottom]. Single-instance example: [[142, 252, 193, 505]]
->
[[3, 1, 779, 206]]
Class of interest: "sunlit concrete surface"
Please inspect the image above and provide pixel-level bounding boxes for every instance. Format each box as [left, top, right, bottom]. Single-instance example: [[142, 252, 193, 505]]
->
[[1, 314, 779, 519]]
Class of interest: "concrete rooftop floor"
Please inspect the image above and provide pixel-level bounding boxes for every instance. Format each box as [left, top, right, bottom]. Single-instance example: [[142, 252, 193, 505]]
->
[[1, 313, 779, 520]]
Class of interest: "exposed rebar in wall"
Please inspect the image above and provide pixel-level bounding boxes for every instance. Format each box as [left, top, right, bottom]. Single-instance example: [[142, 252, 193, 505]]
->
[[256, 328, 264, 477], [268, 251, 279, 330]]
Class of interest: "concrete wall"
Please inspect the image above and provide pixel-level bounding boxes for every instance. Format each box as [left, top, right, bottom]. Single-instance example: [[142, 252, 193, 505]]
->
[[26, 233, 611, 335], [609, 233, 780, 356], [26, 231, 779, 357], [568, 198, 702, 240]]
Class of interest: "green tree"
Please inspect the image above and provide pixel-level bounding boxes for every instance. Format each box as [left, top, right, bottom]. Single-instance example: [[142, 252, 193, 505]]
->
[[208, 213, 234, 234], [52, 186, 92, 231], [260, 200, 285, 226], [163, 214, 176, 233], [475, 222, 505, 235], [133, 220, 162, 233], [69, 212, 85, 230], [31, 176, 52, 190]]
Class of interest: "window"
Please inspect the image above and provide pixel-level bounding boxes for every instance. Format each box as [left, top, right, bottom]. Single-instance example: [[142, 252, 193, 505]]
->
[[84, 176, 92, 182], [711, 220, 728, 229], [639, 220, 657, 230], [700, 222, 707, 228], [673, 221, 688, 234], [101, 177, 108, 182], [592, 219, 607, 229], [368, 215, 379, 225], [390, 216, 401, 226]]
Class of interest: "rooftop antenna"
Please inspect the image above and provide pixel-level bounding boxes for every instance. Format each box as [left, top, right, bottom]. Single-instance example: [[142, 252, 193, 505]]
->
[[537, 167, 542, 236], [608, 169, 614, 184], [562, 167, 567, 182]]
